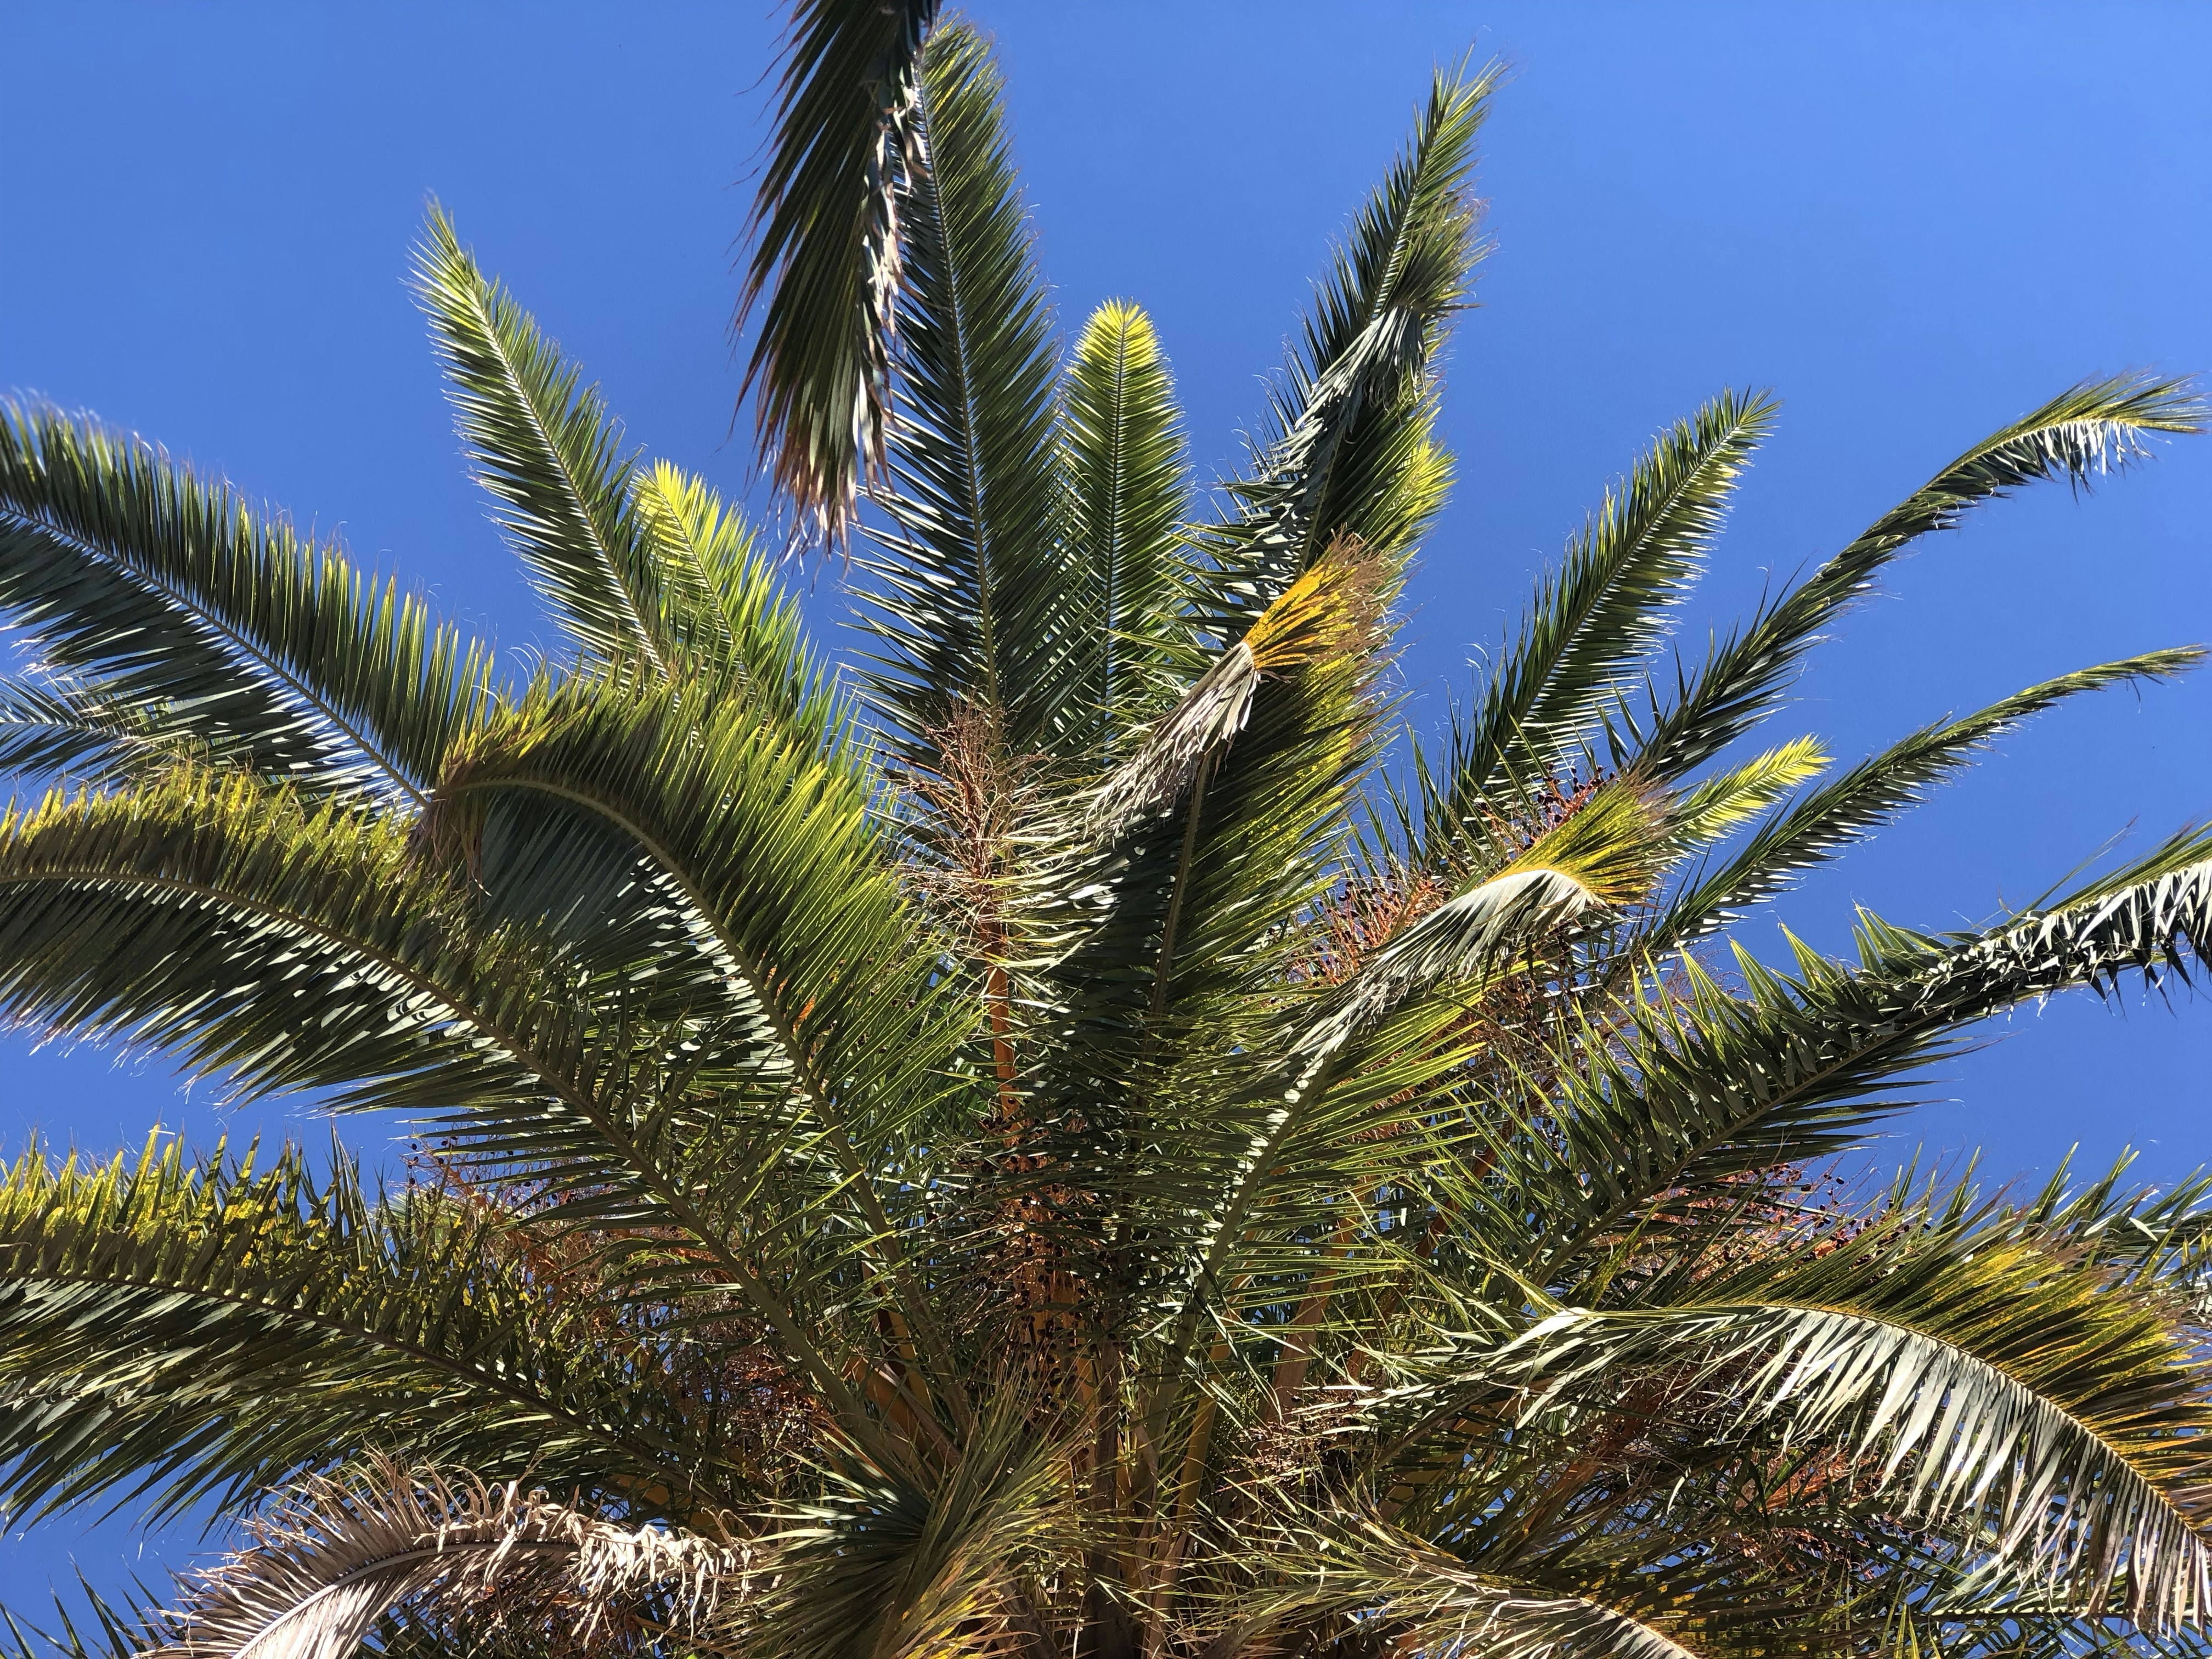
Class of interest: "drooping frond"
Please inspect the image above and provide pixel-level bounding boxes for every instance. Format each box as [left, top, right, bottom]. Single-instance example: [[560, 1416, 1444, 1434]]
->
[[0, 400, 492, 804], [1291, 780, 1669, 1080], [1499, 1206, 2212, 1627], [151, 1460, 745, 1659], [1632, 374, 2205, 780], [737, 0, 940, 531], [0, 1137, 706, 1522]]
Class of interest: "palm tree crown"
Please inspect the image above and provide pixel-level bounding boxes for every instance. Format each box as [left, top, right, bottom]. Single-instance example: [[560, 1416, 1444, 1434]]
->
[[2, 5, 2209, 1657]]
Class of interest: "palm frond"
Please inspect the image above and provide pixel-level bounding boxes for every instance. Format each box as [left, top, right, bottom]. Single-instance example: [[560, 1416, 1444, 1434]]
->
[[1234, 1513, 1707, 1659], [630, 459, 846, 747], [412, 211, 672, 673], [1194, 63, 1498, 630], [1499, 1206, 2212, 1627], [151, 1459, 744, 1659], [0, 399, 493, 804], [1654, 648, 2204, 945], [0, 1136, 705, 1522], [1062, 298, 1194, 754], [1666, 733, 1831, 851], [739, 1403, 1073, 1659], [1421, 389, 1775, 874], [737, 0, 940, 531], [856, 19, 1070, 763], [1630, 374, 2204, 780], [1085, 539, 1384, 844], [1521, 838, 2212, 1263]]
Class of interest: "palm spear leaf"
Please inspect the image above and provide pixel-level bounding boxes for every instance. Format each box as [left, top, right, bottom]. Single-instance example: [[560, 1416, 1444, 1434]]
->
[[1061, 298, 1194, 754], [1664, 733, 1830, 850], [629, 460, 845, 747], [856, 19, 1070, 763], [1630, 374, 2205, 780], [1654, 647, 2205, 945], [0, 400, 492, 804], [736, 0, 940, 531]]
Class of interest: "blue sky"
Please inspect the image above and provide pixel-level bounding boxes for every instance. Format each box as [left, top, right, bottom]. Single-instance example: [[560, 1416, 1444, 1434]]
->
[[1, 0, 2207, 1610]]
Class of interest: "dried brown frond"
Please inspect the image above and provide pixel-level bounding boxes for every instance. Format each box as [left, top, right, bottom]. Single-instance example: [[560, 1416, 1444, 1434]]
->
[[153, 1459, 752, 1659]]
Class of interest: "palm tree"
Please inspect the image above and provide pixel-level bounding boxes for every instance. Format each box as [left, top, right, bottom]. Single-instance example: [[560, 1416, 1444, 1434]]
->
[[2, 4, 2209, 1656]]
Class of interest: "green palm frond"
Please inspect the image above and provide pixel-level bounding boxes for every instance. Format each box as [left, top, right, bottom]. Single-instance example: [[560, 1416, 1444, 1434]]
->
[[736, 0, 940, 531], [630, 460, 846, 747], [2, 19, 2208, 1658], [1420, 388, 1775, 875], [0, 768, 883, 1427], [856, 19, 1070, 764], [1062, 298, 1195, 753], [1666, 733, 1831, 851], [1497, 1202, 2212, 1628], [1195, 62, 1497, 629], [1519, 842, 2212, 1265], [413, 211, 675, 674], [0, 673, 197, 783], [0, 400, 493, 804], [0, 1578, 156, 1659], [1654, 648, 2204, 945], [1629, 374, 2205, 780], [0, 1136, 708, 1522]]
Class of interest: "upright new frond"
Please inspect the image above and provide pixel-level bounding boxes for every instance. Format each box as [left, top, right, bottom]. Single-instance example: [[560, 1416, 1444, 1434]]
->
[[631, 460, 845, 749], [1195, 61, 1498, 629], [1420, 389, 1774, 876], [1062, 299, 1193, 753], [1634, 374, 2205, 779], [856, 20, 1069, 764], [413, 210, 672, 673], [737, 0, 940, 532]]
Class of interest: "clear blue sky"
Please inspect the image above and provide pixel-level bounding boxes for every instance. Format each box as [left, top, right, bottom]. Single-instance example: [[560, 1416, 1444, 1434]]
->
[[1, 0, 2207, 1610]]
